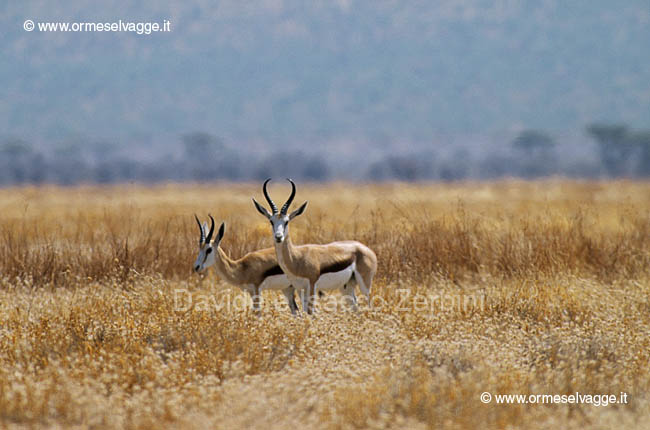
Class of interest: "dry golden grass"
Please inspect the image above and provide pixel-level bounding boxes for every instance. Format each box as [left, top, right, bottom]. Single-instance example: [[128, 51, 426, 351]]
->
[[0, 180, 649, 429]]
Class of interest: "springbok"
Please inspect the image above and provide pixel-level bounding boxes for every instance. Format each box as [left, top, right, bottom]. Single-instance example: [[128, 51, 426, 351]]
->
[[193, 214, 299, 314], [252, 179, 377, 314]]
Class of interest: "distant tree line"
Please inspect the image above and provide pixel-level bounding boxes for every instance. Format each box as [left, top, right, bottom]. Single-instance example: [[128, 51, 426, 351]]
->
[[586, 125, 650, 177], [1, 124, 649, 185], [0, 132, 331, 185]]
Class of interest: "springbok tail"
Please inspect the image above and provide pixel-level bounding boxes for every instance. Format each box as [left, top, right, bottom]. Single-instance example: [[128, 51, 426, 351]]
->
[[354, 269, 370, 298]]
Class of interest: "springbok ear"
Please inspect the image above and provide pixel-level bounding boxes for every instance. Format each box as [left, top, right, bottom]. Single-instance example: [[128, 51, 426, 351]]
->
[[202, 222, 209, 233], [215, 222, 226, 244], [252, 198, 272, 219], [289, 201, 308, 220]]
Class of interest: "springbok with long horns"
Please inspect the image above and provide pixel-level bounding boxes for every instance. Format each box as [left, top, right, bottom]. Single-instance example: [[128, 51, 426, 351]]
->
[[252, 179, 377, 314], [193, 214, 299, 314]]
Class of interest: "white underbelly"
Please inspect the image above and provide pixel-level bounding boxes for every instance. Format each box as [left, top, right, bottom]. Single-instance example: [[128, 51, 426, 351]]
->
[[259, 274, 292, 291], [315, 263, 355, 292]]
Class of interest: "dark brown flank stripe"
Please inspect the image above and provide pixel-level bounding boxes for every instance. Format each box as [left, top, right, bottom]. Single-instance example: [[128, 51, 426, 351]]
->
[[320, 257, 355, 275], [262, 265, 284, 278]]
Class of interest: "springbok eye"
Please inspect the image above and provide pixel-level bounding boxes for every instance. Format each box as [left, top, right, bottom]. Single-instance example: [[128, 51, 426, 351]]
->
[[206, 247, 212, 254]]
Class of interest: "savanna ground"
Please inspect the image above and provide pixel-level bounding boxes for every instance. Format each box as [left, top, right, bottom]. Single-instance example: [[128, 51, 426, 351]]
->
[[0, 180, 649, 429]]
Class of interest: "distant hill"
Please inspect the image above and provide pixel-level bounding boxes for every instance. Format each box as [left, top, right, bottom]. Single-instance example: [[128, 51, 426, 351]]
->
[[1, 0, 649, 144]]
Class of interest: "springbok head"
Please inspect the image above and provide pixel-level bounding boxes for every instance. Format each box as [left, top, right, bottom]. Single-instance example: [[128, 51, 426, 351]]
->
[[252, 178, 308, 243], [193, 214, 225, 273]]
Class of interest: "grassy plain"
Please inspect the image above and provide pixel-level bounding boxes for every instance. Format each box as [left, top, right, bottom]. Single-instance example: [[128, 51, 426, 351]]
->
[[0, 180, 649, 429]]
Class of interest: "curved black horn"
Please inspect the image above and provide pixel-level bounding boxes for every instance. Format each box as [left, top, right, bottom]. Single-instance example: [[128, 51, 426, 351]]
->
[[195, 214, 205, 243], [262, 178, 278, 214], [281, 178, 296, 215], [206, 214, 216, 243]]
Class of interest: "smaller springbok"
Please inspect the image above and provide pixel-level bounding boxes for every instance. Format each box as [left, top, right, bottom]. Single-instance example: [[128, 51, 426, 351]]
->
[[193, 214, 299, 314], [253, 179, 377, 314]]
